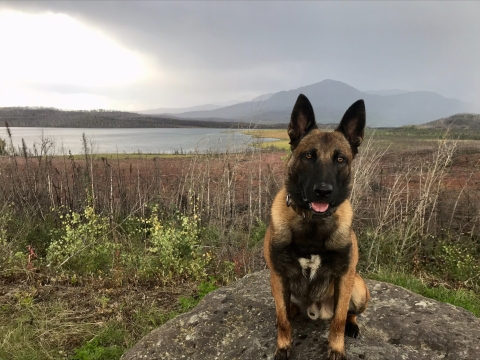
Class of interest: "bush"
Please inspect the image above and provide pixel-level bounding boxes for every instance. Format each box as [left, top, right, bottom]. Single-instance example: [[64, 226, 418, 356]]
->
[[137, 208, 209, 282], [46, 204, 210, 282], [47, 206, 115, 275], [438, 243, 480, 288]]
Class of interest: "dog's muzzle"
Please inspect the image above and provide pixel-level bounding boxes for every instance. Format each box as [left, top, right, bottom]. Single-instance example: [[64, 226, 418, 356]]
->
[[286, 194, 336, 220]]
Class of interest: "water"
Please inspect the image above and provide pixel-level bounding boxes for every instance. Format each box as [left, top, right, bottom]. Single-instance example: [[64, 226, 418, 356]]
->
[[0, 127, 278, 155]]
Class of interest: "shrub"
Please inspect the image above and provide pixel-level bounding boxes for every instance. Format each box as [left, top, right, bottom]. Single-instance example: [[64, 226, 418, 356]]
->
[[438, 243, 480, 288], [46, 206, 115, 275], [137, 208, 209, 282]]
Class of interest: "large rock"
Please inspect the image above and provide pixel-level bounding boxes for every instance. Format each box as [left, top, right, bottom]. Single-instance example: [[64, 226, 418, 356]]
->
[[121, 270, 480, 360]]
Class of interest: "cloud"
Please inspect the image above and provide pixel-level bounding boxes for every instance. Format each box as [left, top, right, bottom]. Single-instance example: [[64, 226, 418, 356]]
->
[[0, 1, 479, 110]]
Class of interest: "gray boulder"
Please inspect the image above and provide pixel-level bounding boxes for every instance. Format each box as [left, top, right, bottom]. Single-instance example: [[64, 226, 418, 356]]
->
[[121, 270, 480, 360]]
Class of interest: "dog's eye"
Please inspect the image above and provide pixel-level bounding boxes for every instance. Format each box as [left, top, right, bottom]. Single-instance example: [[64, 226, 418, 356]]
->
[[337, 156, 345, 163], [305, 152, 312, 159]]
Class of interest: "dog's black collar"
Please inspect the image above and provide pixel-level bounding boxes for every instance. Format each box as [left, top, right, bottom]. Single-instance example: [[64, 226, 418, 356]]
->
[[286, 194, 336, 221]]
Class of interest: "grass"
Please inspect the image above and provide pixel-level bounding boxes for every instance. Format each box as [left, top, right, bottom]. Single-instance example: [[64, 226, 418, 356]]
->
[[368, 271, 480, 317], [0, 279, 218, 360], [241, 129, 290, 150], [1, 124, 480, 359]]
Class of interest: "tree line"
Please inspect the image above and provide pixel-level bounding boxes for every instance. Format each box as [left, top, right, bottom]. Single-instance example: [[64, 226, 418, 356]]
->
[[0, 107, 285, 129]]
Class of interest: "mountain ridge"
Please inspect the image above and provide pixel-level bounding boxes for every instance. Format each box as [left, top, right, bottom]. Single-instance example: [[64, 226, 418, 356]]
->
[[146, 79, 477, 127]]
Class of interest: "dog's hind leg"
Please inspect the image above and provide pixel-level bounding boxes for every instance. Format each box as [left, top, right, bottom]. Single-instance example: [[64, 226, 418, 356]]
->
[[328, 271, 356, 360], [345, 274, 370, 338]]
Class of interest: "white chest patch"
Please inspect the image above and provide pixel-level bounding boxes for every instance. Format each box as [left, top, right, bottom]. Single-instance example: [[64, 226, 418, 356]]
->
[[298, 255, 321, 280]]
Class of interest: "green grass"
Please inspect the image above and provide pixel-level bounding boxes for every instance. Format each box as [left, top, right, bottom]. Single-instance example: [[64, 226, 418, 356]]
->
[[178, 277, 219, 312], [368, 271, 480, 317], [71, 325, 126, 360]]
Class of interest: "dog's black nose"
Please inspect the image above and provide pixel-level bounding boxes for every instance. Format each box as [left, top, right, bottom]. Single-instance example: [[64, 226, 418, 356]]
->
[[314, 183, 333, 198]]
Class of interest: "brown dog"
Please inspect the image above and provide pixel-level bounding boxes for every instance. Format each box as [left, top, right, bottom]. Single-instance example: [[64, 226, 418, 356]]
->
[[264, 94, 370, 360]]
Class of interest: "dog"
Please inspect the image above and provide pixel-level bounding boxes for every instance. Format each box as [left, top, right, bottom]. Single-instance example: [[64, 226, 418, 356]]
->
[[263, 94, 370, 360]]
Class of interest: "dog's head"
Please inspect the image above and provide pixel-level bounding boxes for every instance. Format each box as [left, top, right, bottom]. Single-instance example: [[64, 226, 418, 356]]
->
[[285, 94, 365, 216]]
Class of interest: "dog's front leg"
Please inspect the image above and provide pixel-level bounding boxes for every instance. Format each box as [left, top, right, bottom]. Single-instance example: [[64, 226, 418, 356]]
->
[[328, 272, 355, 360], [270, 270, 292, 360]]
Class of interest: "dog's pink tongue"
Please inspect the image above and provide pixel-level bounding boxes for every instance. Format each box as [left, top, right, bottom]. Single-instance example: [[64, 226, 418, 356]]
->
[[311, 202, 329, 213]]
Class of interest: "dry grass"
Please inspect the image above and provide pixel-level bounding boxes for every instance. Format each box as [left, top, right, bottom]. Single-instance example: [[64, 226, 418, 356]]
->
[[0, 278, 194, 360], [1, 125, 480, 359]]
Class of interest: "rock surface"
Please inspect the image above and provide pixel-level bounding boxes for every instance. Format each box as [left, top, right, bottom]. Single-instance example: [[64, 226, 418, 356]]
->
[[121, 270, 480, 360]]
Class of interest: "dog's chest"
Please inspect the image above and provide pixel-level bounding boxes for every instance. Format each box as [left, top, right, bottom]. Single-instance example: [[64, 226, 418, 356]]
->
[[287, 239, 352, 281], [297, 254, 322, 280]]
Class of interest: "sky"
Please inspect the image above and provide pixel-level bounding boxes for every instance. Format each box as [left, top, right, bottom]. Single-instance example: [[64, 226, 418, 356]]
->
[[0, 1, 479, 111]]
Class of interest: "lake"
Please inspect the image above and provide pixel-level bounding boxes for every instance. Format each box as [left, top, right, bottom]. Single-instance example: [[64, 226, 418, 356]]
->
[[0, 127, 278, 155]]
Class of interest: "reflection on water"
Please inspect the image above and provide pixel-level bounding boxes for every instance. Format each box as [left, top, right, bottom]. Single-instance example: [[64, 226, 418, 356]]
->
[[0, 127, 278, 155]]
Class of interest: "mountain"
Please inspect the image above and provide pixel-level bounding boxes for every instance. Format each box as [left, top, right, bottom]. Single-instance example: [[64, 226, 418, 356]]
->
[[163, 80, 477, 127], [364, 89, 409, 96], [139, 104, 222, 115], [140, 100, 244, 115], [212, 100, 243, 107], [251, 93, 274, 101]]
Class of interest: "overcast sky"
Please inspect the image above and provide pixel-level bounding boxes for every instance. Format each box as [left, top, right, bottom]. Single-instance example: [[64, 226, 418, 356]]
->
[[0, 1, 479, 111]]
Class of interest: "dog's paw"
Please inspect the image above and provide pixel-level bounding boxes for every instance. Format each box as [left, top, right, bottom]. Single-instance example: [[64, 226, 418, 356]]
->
[[345, 321, 360, 338], [274, 347, 291, 360], [328, 348, 346, 360]]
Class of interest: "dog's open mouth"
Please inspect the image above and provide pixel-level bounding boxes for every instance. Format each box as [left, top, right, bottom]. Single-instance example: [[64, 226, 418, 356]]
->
[[309, 202, 329, 213]]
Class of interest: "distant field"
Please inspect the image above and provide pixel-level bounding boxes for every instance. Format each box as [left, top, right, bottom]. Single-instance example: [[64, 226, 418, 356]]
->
[[242, 129, 290, 150], [242, 127, 480, 152], [67, 153, 194, 160]]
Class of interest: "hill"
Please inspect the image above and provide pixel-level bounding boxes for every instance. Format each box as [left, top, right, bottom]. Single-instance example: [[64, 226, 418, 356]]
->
[[0, 107, 284, 129], [420, 113, 480, 130]]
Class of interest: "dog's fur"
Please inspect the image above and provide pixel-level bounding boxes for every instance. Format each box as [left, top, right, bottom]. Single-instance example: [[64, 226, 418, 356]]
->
[[264, 94, 370, 360]]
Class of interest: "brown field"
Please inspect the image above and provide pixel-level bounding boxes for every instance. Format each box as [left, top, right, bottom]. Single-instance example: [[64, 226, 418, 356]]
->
[[1, 129, 480, 358]]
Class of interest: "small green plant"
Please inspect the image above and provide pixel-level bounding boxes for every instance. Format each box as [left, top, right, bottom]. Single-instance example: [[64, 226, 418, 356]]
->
[[178, 277, 218, 313], [0, 204, 20, 273], [137, 208, 208, 282], [47, 206, 115, 275], [249, 220, 267, 248], [198, 276, 218, 298], [178, 295, 199, 312], [98, 296, 110, 310], [71, 325, 126, 360], [0, 137, 6, 155], [15, 290, 35, 308], [438, 243, 480, 288], [72, 342, 123, 360]]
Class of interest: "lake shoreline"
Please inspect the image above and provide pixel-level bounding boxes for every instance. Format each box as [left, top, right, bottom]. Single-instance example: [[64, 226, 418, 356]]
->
[[0, 127, 280, 155]]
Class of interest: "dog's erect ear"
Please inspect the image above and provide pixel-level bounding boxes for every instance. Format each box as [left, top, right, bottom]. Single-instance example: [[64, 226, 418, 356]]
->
[[288, 94, 318, 150], [335, 99, 366, 156]]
